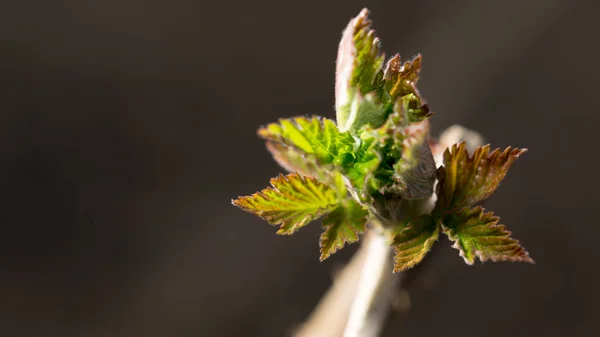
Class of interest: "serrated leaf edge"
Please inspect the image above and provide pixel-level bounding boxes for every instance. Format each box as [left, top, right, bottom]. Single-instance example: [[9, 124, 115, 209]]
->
[[318, 203, 368, 261], [232, 173, 341, 235], [441, 206, 534, 265], [392, 216, 439, 272]]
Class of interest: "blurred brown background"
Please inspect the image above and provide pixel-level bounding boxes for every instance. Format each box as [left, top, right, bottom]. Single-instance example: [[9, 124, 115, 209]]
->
[[1, 0, 599, 336]]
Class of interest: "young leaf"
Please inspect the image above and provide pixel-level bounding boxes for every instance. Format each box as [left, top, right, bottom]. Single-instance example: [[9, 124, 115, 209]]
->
[[319, 200, 368, 261], [384, 54, 421, 100], [336, 8, 385, 100], [265, 141, 332, 182], [382, 54, 431, 122], [354, 106, 408, 198], [259, 116, 381, 197], [360, 97, 407, 146], [438, 142, 526, 211], [393, 215, 439, 272], [393, 120, 436, 199], [340, 91, 389, 133], [398, 93, 432, 123], [359, 105, 434, 199], [341, 135, 381, 196], [232, 173, 342, 235], [442, 206, 533, 265], [258, 116, 356, 166], [335, 8, 387, 132]]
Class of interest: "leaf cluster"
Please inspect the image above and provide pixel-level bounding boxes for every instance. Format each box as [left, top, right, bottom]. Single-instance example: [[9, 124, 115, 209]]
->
[[232, 9, 532, 271]]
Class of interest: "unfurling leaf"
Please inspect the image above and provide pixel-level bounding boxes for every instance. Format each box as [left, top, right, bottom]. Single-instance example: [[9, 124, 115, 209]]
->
[[384, 54, 421, 100], [232, 173, 342, 235], [393, 215, 439, 272], [319, 200, 368, 261], [335, 8, 387, 132], [336, 8, 385, 101], [382, 54, 431, 122], [340, 91, 389, 133], [259, 116, 381, 197], [359, 104, 434, 200], [437, 142, 526, 211], [398, 93, 432, 123], [393, 120, 436, 199], [340, 135, 381, 196], [442, 206, 533, 265]]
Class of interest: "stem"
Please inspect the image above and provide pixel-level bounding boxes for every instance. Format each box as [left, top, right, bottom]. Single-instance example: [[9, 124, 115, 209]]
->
[[293, 231, 397, 337], [343, 231, 397, 337]]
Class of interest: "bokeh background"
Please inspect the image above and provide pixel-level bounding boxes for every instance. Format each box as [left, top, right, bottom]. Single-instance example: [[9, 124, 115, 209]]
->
[[2, 0, 599, 336]]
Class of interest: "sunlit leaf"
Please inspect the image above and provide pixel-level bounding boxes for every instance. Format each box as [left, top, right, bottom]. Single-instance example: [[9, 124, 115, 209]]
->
[[264, 141, 333, 183], [259, 116, 381, 197], [342, 136, 381, 197], [232, 173, 343, 235], [335, 8, 387, 131], [340, 91, 389, 133], [258, 116, 356, 166]]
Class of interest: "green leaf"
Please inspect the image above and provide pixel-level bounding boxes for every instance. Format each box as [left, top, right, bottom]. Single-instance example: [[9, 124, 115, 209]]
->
[[232, 173, 343, 235], [442, 206, 533, 265], [335, 8, 387, 132], [393, 215, 439, 272], [264, 141, 331, 182], [258, 116, 356, 166], [319, 200, 368, 261], [398, 93, 432, 123], [334, 10, 431, 131], [259, 116, 381, 197], [354, 111, 406, 197], [342, 135, 381, 196], [437, 142, 526, 211], [339, 91, 389, 133], [357, 102, 434, 199], [336, 8, 385, 98]]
